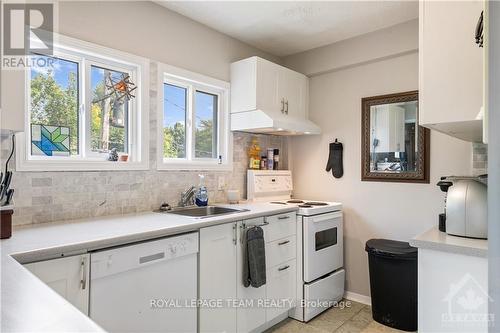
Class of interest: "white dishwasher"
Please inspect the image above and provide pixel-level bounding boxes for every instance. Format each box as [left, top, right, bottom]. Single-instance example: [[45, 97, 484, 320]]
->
[[90, 232, 198, 333]]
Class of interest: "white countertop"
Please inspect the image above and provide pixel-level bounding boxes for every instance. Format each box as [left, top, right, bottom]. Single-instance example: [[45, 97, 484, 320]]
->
[[409, 227, 488, 258], [1, 202, 297, 332]]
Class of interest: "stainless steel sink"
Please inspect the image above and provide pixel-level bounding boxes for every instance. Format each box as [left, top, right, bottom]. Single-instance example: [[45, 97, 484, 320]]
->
[[159, 206, 248, 219]]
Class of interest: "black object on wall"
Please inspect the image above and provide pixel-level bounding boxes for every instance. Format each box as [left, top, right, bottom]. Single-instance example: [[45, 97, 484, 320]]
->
[[325, 139, 343, 178], [475, 11, 484, 48]]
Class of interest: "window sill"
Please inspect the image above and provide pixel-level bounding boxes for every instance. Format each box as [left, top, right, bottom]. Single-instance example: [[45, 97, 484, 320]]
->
[[15, 132, 149, 172], [157, 160, 233, 171], [16, 158, 149, 172]]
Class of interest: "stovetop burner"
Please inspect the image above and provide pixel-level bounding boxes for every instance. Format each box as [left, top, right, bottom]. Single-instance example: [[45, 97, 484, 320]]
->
[[304, 201, 329, 206], [287, 200, 305, 204], [298, 204, 312, 208]]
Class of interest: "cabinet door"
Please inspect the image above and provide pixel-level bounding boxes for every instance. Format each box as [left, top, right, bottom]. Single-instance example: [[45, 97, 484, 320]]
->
[[24, 254, 89, 315], [419, 0, 483, 125], [1, 70, 25, 131], [199, 223, 238, 333], [278, 68, 308, 119], [389, 105, 405, 152], [266, 259, 297, 321], [256, 58, 281, 114], [237, 218, 267, 333], [418, 248, 488, 332]]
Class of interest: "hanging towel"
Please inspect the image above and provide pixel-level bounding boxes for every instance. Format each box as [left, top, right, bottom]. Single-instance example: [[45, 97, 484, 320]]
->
[[243, 226, 266, 288]]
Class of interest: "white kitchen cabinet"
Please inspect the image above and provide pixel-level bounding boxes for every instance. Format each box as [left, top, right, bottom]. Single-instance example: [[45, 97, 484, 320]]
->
[[199, 213, 297, 333], [419, 0, 485, 142], [199, 222, 238, 333], [418, 248, 488, 332], [236, 217, 268, 333], [231, 56, 308, 118], [1, 70, 26, 132], [278, 68, 308, 119], [371, 105, 405, 153], [266, 259, 296, 321], [24, 254, 90, 315]]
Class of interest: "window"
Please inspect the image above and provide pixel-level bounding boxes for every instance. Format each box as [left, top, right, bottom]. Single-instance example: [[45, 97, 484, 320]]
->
[[90, 65, 129, 154], [18, 34, 149, 171], [194, 91, 218, 159], [30, 55, 79, 156], [163, 83, 187, 159], [158, 64, 231, 170]]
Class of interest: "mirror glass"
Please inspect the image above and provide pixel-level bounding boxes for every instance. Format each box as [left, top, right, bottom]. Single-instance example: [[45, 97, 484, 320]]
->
[[369, 101, 418, 173], [361, 91, 429, 183]]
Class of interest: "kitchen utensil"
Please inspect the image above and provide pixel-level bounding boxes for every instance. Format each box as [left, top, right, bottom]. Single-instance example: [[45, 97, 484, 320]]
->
[[1, 171, 12, 201], [5, 189, 14, 206]]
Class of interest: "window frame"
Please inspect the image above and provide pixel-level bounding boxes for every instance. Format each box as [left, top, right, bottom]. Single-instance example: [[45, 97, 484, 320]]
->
[[16, 33, 149, 171], [157, 63, 232, 171]]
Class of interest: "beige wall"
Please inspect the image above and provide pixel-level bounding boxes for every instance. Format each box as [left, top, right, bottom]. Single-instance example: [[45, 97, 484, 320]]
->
[[283, 19, 418, 77], [284, 38, 472, 296], [58, 1, 280, 81]]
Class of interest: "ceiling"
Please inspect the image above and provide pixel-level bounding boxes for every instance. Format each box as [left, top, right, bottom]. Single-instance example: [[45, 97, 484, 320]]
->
[[156, 1, 418, 57]]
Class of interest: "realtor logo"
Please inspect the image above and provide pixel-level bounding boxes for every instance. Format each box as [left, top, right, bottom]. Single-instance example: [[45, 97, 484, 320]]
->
[[441, 273, 493, 327], [2, 3, 53, 56]]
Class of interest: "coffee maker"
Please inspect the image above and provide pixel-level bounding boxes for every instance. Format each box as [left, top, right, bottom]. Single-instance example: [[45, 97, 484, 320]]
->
[[437, 175, 487, 239]]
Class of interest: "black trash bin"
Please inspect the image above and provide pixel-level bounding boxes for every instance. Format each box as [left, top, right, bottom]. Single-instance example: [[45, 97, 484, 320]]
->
[[365, 239, 417, 332]]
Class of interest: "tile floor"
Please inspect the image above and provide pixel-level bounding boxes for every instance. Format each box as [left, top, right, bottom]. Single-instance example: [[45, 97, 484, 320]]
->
[[267, 300, 407, 333]]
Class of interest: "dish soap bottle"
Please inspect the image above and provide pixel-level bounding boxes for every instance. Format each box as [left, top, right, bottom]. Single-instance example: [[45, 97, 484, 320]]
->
[[248, 138, 261, 170], [195, 174, 209, 207]]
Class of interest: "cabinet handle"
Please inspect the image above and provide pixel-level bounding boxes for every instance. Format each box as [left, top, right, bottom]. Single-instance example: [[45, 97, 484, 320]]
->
[[278, 215, 290, 220], [278, 265, 290, 271], [280, 98, 285, 113], [80, 256, 87, 290], [285, 100, 289, 114], [278, 240, 290, 246], [139, 252, 165, 264], [233, 223, 237, 245]]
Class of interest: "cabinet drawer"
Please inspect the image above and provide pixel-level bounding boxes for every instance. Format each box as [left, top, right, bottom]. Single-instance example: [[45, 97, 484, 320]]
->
[[266, 235, 296, 268], [264, 212, 296, 242], [266, 259, 297, 321]]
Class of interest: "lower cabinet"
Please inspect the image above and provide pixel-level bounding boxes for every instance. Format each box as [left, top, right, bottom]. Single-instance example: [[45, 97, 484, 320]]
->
[[24, 254, 90, 315], [199, 222, 238, 333], [418, 248, 488, 333], [266, 259, 296, 321], [199, 212, 297, 333], [236, 218, 267, 333]]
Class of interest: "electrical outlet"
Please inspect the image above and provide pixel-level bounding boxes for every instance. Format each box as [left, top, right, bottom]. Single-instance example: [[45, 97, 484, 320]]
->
[[218, 176, 226, 191]]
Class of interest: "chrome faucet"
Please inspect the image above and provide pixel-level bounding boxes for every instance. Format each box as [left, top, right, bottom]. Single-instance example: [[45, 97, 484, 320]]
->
[[178, 186, 197, 207]]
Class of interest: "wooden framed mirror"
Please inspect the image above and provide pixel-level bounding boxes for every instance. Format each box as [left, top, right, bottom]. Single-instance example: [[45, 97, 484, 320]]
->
[[361, 91, 430, 183]]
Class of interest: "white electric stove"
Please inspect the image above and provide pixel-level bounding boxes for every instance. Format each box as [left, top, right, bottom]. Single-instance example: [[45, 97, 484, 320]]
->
[[268, 199, 343, 216], [247, 170, 345, 322]]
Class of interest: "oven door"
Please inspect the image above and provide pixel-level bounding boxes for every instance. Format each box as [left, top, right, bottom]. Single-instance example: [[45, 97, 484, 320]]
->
[[303, 211, 343, 283]]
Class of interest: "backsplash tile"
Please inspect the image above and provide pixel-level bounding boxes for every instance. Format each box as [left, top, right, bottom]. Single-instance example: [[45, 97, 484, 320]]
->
[[1, 61, 288, 226], [472, 143, 488, 176]]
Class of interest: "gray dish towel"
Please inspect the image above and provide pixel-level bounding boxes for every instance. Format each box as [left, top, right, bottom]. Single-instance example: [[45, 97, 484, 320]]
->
[[243, 226, 266, 288]]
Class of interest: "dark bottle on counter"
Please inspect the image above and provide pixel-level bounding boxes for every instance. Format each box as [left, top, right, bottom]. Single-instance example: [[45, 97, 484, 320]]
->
[[273, 149, 280, 170]]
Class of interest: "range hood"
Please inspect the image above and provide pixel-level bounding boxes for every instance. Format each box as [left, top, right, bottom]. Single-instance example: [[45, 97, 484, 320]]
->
[[231, 110, 321, 135]]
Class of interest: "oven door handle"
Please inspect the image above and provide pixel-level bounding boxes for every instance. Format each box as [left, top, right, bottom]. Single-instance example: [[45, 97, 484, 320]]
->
[[310, 211, 342, 224]]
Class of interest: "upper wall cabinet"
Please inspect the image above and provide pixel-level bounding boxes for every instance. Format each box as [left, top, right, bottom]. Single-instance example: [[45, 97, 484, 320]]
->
[[419, 0, 485, 142], [230, 57, 319, 135], [1, 70, 25, 133]]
